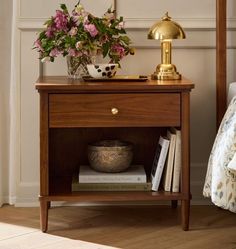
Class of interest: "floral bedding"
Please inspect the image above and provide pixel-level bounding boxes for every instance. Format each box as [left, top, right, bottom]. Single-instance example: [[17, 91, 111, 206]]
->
[[203, 96, 236, 212]]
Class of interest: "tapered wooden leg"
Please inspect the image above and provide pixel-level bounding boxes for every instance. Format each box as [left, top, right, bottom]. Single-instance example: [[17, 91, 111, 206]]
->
[[40, 200, 49, 232], [171, 200, 178, 209], [181, 200, 190, 231]]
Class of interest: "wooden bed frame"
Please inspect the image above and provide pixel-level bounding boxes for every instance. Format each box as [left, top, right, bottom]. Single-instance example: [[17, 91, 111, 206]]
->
[[216, 0, 227, 127]]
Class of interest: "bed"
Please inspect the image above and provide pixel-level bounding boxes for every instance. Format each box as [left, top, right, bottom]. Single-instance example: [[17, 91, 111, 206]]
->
[[203, 0, 236, 212]]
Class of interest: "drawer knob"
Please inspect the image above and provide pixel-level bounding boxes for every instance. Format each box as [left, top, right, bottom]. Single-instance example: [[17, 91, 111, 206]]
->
[[111, 108, 119, 115]]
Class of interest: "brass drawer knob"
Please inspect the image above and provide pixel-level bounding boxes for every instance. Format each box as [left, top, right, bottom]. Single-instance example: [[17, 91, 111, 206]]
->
[[111, 108, 119, 115]]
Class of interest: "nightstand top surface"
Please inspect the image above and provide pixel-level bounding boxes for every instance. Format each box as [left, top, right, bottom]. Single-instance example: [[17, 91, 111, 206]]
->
[[36, 76, 194, 92]]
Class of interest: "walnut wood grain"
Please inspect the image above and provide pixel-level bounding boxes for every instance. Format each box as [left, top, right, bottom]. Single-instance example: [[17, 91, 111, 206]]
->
[[49, 93, 180, 128], [40, 200, 49, 232], [39, 191, 188, 202], [181, 92, 191, 231], [36, 76, 194, 232], [36, 76, 194, 92], [216, 0, 227, 128], [39, 93, 50, 232], [40, 93, 49, 196]]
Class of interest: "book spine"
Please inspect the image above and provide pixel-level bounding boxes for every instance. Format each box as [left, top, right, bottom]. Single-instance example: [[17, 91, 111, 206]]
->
[[172, 131, 181, 192], [163, 132, 176, 191], [79, 175, 147, 183], [72, 183, 151, 191], [152, 141, 169, 191]]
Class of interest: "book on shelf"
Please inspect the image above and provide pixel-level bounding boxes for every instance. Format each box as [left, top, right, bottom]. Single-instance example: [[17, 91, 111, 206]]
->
[[78, 165, 147, 183], [151, 136, 170, 191], [72, 178, 151, 191], [162, 130, 177, 192], [171, 127, 182, 193]]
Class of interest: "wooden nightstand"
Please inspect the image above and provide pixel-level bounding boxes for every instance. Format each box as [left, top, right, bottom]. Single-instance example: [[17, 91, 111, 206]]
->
[[36, 76, 194, 232]]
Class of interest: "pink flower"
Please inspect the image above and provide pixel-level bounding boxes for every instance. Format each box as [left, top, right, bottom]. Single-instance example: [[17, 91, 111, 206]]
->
[[34, 39, 43, 52], [111, 44, 125, 59], [49, 48, 60, 57], [54, 10, 68, 31], [84, 24, 98, 37], [45, 26, 55, 38], [72, 5, 89, 25], [100, 34, 109, 44], [68, 48, 77, 57], [69, 27, 78, 36]]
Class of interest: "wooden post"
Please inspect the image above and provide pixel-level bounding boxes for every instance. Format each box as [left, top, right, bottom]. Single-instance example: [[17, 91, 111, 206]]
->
[[216, 0, 227, 128]]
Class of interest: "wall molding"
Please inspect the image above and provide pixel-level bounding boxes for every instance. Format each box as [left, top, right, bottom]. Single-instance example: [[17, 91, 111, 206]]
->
[[18, 18, 236, 50], [125, 17, 236, 29], [18, 17, 236, 30]]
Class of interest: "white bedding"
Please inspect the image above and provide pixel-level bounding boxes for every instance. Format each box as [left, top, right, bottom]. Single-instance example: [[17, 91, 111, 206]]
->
[[203, 96, 236, 212], [228, 82, 236, 104]]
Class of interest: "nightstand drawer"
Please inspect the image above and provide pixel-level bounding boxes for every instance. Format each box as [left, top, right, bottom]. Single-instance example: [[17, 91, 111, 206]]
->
[[49, 93, 180, 127]]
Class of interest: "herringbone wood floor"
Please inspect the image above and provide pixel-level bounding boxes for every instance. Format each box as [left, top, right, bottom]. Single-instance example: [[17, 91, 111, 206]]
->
[[1, 205, 236, 249]]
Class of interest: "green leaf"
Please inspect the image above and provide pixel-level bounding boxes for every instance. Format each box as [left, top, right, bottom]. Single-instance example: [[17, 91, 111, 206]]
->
[[43, 19, 53, 27], [60, 4, 68, 14], [102, 42, 110, 58], [120, 36, 131, 44], [39, 31, 46, 40], [118, 29, 126, 34]]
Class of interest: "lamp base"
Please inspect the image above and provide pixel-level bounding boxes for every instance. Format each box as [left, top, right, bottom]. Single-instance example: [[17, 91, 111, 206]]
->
[[151, 63, 182, 80]]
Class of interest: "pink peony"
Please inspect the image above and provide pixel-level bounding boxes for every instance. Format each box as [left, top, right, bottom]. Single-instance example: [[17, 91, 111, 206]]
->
[[112, 44, 125, 59], [49, 48, 60, 57], [45, 26, 55, 38], [54, 10, 68, 31], [68, 48, 77, 57], [84, 24, 98, 37]]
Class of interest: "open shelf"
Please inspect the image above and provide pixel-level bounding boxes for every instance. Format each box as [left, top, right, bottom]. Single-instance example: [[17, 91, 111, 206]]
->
[[49, 127, 168, 195]]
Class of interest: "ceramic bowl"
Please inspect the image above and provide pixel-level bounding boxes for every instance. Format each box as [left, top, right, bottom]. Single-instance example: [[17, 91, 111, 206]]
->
[[87, 63, 118, 78], [87, 140, 133, 173]]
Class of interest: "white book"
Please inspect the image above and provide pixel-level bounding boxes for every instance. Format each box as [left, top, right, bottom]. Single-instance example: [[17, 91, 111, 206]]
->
[[163, 130, 177, 192], [171, 128, 182, 192], [79, 165, 146, 183], [151, 136, 170, 191]]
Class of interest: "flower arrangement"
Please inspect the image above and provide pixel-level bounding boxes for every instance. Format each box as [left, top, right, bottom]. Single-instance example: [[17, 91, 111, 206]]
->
[[33, 1, 134, 67]]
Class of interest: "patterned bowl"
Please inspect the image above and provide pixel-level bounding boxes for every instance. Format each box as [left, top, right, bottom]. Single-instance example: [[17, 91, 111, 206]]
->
[[87, 63, 118, 78], [87, 140, 133, 173]]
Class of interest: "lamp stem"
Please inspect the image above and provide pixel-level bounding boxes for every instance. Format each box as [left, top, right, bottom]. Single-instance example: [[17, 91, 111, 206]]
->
[[161, 40, 172, 64]]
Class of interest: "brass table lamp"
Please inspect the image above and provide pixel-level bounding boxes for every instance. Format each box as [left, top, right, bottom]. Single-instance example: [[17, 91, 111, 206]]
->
[[148, 12, 186, 80]]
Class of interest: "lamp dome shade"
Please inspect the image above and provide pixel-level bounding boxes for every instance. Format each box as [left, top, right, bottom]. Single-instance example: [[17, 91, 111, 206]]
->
[[148, 12, 186, 40]]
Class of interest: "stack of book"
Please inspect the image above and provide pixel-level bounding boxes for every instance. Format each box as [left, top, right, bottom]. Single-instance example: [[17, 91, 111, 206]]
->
[[72, 165, 151, 191], [151, 127, 181, 192]]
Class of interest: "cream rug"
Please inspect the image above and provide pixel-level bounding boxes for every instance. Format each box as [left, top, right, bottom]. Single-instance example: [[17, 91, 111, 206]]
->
[[0, 223, 118, 249]]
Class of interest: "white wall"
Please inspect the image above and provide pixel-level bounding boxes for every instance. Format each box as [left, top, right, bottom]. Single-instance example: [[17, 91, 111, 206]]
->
[[0, 0, 12, 205], [15, 0, 236, 206]]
